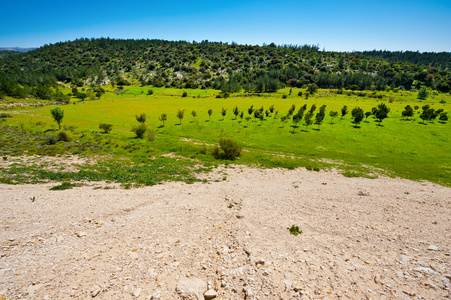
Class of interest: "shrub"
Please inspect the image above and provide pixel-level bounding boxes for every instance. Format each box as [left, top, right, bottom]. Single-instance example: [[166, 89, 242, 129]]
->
[[219, 138, 242, 160], [282, 95, 288, 99], [43, 135, 57, 145], [182, 91, 188, 97], [56, 131, 71, 142], [99, 123, 113, 133], [0, 113, 12, 118], [131, 123, 147, 138], [199, 146, 207, 155], [287, 225, 303, 236], [50, 182, 76, 190], [211, 146, 220, 158], [147, 130, 155, 141], [147, 89, 154, 95]]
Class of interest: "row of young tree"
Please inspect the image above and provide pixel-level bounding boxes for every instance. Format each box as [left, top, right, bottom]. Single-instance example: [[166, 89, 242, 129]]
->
[[121, 103, 447, 138]]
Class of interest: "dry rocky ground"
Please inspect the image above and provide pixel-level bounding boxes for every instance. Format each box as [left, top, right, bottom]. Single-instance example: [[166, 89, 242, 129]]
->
[[0, 166, 450, 299]]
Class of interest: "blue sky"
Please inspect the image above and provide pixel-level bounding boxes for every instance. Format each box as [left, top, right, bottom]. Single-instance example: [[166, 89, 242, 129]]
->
[[1, 0, 450, 52]]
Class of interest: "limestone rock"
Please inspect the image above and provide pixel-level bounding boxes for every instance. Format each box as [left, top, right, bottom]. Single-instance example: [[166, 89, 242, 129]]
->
[[204, 288, 217, 299], [176, 278, 207, 300]]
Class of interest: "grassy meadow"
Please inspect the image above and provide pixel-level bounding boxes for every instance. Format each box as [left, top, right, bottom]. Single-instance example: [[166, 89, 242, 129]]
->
[[1, 87, 450, 187]]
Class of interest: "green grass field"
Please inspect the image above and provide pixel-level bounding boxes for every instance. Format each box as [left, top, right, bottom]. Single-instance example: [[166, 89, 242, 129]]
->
[[1, 87, 450, 186]]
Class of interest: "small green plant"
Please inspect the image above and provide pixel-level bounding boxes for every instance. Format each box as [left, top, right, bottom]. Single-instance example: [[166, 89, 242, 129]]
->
[[147, 130, 155, 141], [50, 182, 76, 190], [56, 131, 71, 142], [131, 123, 147, 138], [228, 203, 234, 208], [219, 138, 242, 160], [99, 123, 113, 133], [0, 113, 12, 118], [288, 225, 303, 236]]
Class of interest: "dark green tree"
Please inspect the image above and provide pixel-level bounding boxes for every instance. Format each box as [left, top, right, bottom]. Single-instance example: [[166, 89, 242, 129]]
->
[[329, 111, 338, 123], [50, 107, 64, 130], [177, 109, 185, 124], [314, 105, 326, 129], [221, 108, 227, 120], [351, 107, 364, 126], [341, 105, 348, 120], [159, 113, 167, 127], [304, 112, 314, 131], [208, 109, 213, 121], [402, 105, 414, 119], [233, 106, 239, 119], [418, 87, 428, 100], [136, 113, 146, 123], [373, 102, 390, 125]]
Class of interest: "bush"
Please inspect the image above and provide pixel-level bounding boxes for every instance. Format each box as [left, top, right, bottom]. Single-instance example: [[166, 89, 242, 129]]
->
[[219, 138, 242, 160], [56, 131, 71, 142], [0, 113, 12, 118], [211, 146, 220, 158], [282, 95, 288, 99], [147, 130, 155, 141], [44, 135, 57, 145], [99, 123, 113, 133], [182, 91, 188, 97], [131, 123, 147, 138]]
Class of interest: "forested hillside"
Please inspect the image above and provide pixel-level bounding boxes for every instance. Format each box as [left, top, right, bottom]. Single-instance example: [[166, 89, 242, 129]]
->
[[1, 38, 450, 100]]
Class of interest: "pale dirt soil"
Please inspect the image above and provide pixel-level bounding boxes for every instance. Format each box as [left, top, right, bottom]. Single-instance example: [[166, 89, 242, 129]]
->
[[0, 166, 450, 299]]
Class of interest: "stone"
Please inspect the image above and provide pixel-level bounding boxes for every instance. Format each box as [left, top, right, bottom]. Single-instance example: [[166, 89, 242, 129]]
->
[[150, 290, 161, 299], [91, 285, 101, 297], [204, 289, 217, 299], [28, 283, 43, 294], [413, 267, 437, 275], [176, 278, 207, 300], [75, 231, 87, 237], [427, 245, 439, 251], [255, 258, 265, 265], [133, 287, 142, 298], [129, 252, 139, 260]]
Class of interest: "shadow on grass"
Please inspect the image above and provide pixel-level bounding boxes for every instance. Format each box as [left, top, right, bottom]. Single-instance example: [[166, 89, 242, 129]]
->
[[44, 129, 57, 133]]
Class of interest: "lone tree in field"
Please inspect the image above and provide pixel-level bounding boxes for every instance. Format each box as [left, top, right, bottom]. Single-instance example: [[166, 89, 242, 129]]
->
[[136, 113, 146, 123], [329, 110, 338, 123], [418, 87, 428, 100], [364, 111, 372, 121], [221, 108, 227, 120], [439, 112, 448, 123], [99, 123, 113, 133], [50, 107, 64, 130], [159, 113, 167, 127], [351, 107, 364, 127], [207, 109, 213, 121], [239, 111, 244, 122], [191, 110, 197, 121], [177, 109, 185, 125], [373, 102, 390, 125]]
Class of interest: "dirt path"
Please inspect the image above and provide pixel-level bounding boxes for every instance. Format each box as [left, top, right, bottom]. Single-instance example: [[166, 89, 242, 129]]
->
[[1, 167, 450, 299]]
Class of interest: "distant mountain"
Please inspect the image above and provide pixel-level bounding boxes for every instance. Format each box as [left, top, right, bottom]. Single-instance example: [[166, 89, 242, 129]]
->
[[0, 47, 37, 52]]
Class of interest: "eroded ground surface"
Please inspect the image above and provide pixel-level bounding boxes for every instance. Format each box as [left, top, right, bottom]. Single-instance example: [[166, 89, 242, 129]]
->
[[1, 166, 450, 299]]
